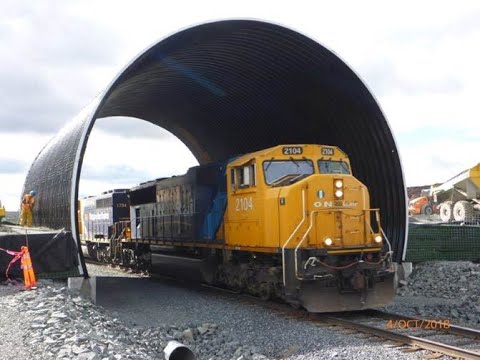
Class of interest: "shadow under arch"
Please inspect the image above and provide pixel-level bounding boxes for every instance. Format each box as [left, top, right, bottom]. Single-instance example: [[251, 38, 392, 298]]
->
[[22, 19, 407, 277]]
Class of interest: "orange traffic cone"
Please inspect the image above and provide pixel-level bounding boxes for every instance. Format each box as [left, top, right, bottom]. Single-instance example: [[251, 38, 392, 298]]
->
[[20, 246, 37, 290]]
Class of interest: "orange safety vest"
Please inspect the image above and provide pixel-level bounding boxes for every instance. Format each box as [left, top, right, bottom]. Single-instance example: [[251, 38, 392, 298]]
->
[[21, 194, 35, 210]]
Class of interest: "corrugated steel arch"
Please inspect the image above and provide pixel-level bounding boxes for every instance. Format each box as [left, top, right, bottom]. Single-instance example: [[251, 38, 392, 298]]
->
[[22, 20, 407, 277]]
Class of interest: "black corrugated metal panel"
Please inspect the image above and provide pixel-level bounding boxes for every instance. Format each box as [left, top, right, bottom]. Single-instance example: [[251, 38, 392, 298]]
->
[[23, 20, 407, 267]]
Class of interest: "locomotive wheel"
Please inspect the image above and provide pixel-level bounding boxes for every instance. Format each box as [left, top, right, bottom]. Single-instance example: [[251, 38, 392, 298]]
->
[[258, 282, 271, 301], [439, 201, 454, 222], [200, 253, 218, 285]]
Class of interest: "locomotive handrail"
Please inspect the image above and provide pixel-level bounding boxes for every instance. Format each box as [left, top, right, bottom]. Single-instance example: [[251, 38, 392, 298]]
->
[[282, 188, 306, 287], [293, 208, 384, 280], [363, 209, 393, 255], [294, 210, 320, 280], [108, 220, 132, 262], [366, 209, 382, 233], [108, 222, 118, 261]]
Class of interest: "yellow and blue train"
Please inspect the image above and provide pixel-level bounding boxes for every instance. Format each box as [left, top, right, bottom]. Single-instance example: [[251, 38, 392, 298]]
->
[[79, 144, 396, 312]]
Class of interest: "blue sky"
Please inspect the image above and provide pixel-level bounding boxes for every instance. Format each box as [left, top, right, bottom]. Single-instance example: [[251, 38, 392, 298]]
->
[[0, 0, 479, 210]]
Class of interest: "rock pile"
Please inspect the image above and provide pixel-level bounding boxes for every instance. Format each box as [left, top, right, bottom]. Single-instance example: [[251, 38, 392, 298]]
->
[[394, 261, 480, 326], [8, 261, 478, 359], [1, 281, 267, 360]]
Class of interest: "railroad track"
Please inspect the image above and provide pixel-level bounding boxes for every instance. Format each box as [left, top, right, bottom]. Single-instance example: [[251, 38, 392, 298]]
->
[[86, 261, 480, 359], [200, 284, 480, 359], [318, 311, 480, 360], [84, 258, 149, 276], [84, 258, 110, 266]]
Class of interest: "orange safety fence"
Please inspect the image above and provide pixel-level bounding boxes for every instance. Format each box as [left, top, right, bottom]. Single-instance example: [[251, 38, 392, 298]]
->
[[0, 246, 37, 289]]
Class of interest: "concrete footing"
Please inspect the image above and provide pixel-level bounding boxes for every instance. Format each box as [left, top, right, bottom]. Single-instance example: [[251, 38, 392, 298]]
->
[[397, 262, 413, 281], [68, 276, 97, 304]]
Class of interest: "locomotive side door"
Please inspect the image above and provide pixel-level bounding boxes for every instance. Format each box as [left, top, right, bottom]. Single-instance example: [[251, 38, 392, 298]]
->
[[224, 160, 262, 248]]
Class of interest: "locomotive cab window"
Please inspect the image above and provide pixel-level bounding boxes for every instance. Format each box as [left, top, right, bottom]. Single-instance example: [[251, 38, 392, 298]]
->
[[231, 163, 256, 190], [318, 160, 350, 174], [263, 159, 314, 186]]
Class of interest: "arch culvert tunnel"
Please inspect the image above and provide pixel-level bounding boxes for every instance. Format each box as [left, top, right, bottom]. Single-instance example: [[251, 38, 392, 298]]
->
[[22, 20, 407, 276]]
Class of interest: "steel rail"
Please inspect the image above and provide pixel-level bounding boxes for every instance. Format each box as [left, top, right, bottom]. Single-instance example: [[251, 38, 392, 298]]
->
[[200, 283, 242, 294], [323, 316, 480, 360]]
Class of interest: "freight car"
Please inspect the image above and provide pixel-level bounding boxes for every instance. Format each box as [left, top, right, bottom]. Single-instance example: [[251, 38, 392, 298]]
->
[[80, 144, 396, 312]]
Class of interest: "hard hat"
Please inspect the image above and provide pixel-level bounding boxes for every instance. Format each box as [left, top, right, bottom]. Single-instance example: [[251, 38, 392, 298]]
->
[[30, 191, 37, 196]]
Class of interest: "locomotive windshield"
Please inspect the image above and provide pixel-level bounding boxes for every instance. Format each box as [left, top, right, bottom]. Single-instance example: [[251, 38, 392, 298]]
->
[[263, 159, 314, 186], [318, 160, 350, 174]]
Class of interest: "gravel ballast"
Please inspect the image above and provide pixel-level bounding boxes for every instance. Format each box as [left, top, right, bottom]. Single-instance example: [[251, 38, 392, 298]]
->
[[385, 261, 480, 328], [1, 261, 478, 359]]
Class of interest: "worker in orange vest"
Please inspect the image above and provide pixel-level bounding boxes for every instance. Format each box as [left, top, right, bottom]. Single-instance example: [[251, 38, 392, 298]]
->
[[20, 246, 36, 289], [19, 191, 36, 227]]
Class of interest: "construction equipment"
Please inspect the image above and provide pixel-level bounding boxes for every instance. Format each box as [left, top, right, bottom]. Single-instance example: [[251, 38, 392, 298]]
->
[[0, 200, 5, 222], [433, 163, 480, 222], [408, 190, 435, 216], [410, 164, 480, 222]]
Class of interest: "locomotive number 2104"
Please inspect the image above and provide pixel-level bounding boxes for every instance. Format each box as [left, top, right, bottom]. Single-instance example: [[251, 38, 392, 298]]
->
[[235, 197, 253, 211]]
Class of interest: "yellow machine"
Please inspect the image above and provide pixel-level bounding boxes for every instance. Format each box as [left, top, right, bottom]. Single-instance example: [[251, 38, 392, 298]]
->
[[0, 200, 5, 222], [409, 163, 480, 222], [216, 144, 394, 311], [81, 144, 395, 312], [434, 163, 480, 222], [223, 144, 382, 251]]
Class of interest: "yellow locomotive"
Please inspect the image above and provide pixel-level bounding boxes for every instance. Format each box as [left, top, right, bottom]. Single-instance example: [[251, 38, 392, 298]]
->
[[80, 144, 396, 312]]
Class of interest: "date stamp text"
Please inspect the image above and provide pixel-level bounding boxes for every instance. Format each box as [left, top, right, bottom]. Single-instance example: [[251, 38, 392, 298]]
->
[[386, 319, 451, 330]]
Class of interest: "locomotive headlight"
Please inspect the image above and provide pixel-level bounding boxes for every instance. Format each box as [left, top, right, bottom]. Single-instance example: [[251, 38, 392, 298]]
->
[[334, 189, 343, 198], [335, 180, 343, 188], [324, 237, 333, 246], [374, 235, 382, 243]]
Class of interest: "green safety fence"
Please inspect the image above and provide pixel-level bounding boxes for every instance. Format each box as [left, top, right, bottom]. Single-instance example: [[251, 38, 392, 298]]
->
[[405, 222, 480, 262]]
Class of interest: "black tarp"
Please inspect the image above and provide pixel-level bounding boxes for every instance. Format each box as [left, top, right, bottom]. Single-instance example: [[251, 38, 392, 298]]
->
[[0, 231, 78, 278]]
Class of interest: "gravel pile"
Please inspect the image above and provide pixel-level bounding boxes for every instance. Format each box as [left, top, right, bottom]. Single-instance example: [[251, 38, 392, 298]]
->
[[0, 262, 430, 360], [0, 280, 268, 360], [386, 261, 480, 327], [0, 282, 32, 360]]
